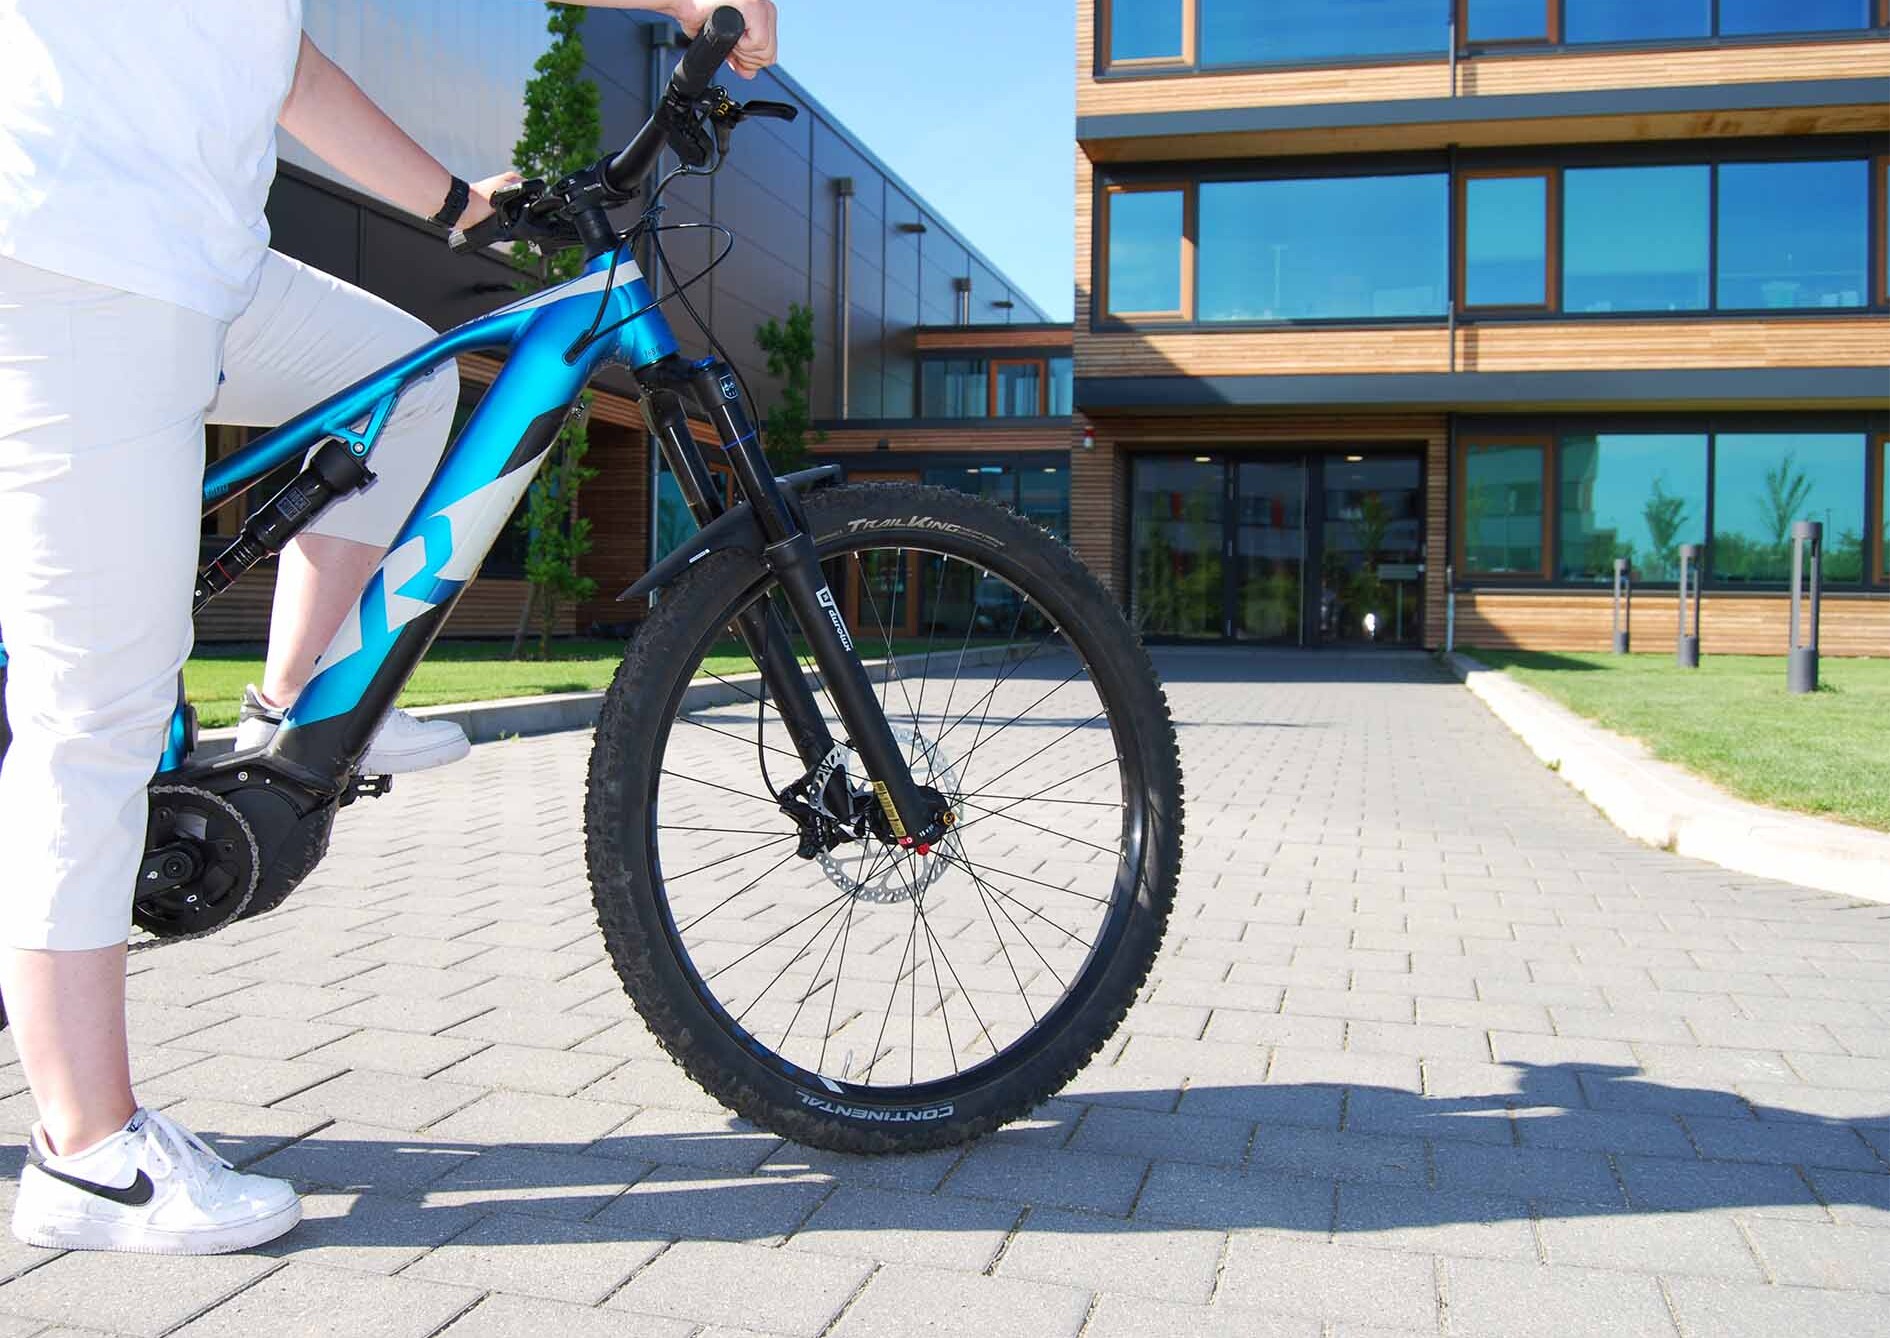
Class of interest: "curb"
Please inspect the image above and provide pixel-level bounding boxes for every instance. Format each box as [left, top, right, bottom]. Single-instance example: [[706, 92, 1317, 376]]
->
[[1446, 651, 1890, 903], [193, 641, 1033, 759]]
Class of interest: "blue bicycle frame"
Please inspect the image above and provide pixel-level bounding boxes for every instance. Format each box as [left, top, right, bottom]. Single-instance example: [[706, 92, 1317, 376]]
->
[[174, 245, 677, 780]]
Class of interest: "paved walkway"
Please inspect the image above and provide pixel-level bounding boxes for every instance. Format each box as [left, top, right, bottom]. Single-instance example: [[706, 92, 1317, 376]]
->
[[1, 648, 1885, 1336]]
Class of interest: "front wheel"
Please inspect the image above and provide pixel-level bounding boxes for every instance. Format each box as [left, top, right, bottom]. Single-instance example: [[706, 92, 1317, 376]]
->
[[585, 483, 1183, 1152]]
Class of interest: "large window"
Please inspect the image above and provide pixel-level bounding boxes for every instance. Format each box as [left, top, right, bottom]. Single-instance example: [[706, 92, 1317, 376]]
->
[[1199, 0, 1444, 66], [1458, 439, 1548, 576], [1559, 433, 1708, 581], [1105, 0, 1880, 72], [921, 359, 989, 418], [1105, 187, 1187, 318], [1462, 172, 1552, 308], [1196, 174, 1448, 320], [922, 460, 1071, 540], [1717, 160, 1869, 309], [1563, 0, 1711, 42], [1712, 434, 1867, 583], [1878, 436, 1889, 585], [1563, 166, 1710, 313]]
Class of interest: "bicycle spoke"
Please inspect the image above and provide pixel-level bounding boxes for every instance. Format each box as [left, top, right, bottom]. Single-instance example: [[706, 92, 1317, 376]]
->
[[675, 847, 807, 935], [950, 796, 1120, 858], [666, 832, 798, 883]]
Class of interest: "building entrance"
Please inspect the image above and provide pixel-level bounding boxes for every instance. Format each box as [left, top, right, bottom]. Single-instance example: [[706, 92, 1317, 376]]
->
[[1130, 451, 1424, 646]]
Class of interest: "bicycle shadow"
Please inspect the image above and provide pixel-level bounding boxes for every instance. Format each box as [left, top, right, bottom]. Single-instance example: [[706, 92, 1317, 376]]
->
[[5, 1061, 1871, 1255]]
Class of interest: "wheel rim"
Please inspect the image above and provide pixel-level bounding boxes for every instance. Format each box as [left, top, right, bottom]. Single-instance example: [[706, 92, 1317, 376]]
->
[[636, 533, 1151, 1106]]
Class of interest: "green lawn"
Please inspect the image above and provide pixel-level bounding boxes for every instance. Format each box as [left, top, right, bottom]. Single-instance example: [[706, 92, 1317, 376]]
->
[[185, 636, 978, 729], [1472, 650, 1890, 834]]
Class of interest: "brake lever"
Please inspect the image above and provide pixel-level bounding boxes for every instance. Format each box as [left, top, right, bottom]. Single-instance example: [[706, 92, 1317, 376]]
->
[[738, 101, 799, 122], [709, 96, 802, 158], [447, 178, 545, 254]]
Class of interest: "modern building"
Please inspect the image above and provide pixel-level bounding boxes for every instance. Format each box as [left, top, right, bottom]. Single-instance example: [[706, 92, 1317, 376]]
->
[[1072, 1, 1890, 654], [197, 0, 1053, 643]]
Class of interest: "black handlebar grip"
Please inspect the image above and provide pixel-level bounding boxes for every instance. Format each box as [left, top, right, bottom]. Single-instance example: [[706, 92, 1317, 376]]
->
[[448, 211, 505, 254], [670, 6, 746, 98]]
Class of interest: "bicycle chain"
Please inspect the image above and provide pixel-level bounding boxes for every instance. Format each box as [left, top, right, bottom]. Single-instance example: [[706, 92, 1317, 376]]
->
[[135, 785, 262, 944]]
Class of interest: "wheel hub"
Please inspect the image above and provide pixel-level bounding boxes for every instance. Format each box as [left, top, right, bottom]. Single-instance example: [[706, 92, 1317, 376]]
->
[[816, 725, 964, 904]]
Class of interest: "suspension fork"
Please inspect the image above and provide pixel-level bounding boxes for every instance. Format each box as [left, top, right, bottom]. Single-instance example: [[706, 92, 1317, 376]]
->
[[640, 359, 941, 842]]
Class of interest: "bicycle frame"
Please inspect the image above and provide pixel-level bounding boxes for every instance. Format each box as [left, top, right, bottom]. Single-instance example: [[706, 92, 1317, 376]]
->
[[170, 246, 680, 782]]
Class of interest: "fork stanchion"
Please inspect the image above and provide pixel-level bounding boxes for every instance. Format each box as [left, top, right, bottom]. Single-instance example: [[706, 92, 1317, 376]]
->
[[1676, 544, 1701, 669], [1612, 558, 1631, 655], [1788, 520, 1822, 695]]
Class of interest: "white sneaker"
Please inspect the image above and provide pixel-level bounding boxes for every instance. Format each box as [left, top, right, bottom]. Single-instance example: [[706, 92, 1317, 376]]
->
[[12, 1109, 301, 1255], [235, 684, 470, 774]]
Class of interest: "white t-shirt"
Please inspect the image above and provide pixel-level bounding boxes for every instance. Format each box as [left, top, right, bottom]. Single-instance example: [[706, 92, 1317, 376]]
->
[[0, 1, 303, 323]]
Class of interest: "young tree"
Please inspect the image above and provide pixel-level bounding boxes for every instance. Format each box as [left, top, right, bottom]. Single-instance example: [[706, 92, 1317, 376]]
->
[[753, 303, 825, 472], [1760, 451, 1814, 546], [1640, 476, 1689, 580], [508, 3, 602, 657]]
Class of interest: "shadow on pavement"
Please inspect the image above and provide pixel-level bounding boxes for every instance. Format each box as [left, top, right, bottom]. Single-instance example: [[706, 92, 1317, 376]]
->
[[35, 1062, 1874, 1251]]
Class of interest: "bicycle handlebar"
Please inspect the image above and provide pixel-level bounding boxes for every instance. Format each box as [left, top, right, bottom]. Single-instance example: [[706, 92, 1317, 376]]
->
[[605, 5, 746, 193]]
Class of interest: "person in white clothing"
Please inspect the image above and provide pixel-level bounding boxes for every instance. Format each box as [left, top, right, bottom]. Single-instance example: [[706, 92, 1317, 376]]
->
[[0, 0, 776, 1255]]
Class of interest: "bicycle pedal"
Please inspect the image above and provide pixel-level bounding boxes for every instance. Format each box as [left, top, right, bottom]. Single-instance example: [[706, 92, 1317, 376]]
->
[[340, 773, 394, 806]]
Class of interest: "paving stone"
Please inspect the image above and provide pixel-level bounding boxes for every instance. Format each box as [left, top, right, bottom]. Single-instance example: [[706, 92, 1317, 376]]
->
[[757, 1144, 965, 1194], [1510, 1106, 1695, 1160], [0, 1251, 277, 1337], [403, 1211, 664, 1304], [829, 1262, 1090, 1338], [171, 1262, 479, 1338], [608, 1240, 873, 1336], [275, 1069, 486, 1132], [592, 1166, 832, 1242], [1537, 1208, 1765, 1280], [1083, 1295, 1321, 1338], [1177, 1080, 1343, 1130], [139, 1053, 346, 1107], [1662, 1276, 1890, 1336], [1430, 1141, 1623, 1205], [998, 1208, 1224, 1302], [1247, 1125, 1427, 1189], [257, 1190, 485, 1275], [1439, 1257, 1676, 1338], [181, 1013, 358, 1061], [249, 1121, 481, 1192], [444, 1006, 611, 1051], [1614, 1154, 1827, 1219], [444, 1294, 694, 1338], [1334, 1182, 1537, 1260], [1683, 1113, 1883, 1171], [298, 1028, 490, 1079], [941, 1142, 1146, 1216], [423, 1144, 649, 1221], [1742, 1219, 1890, 1291], [431, 1042, 621, 1096], [1217, 1233, 1437, 1330], [592, 1107, 781, 1171], [423, 1089, 636, 1150], [1067, 1105, 1251, 1167], [1132, 1160, 1333, 1235], [785, 1184, 1019, 1270], [1808, 1168, 1890, 1228]]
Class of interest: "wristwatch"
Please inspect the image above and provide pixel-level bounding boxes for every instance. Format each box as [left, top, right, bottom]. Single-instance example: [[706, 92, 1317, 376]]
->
[[431, 175, 471, 229]]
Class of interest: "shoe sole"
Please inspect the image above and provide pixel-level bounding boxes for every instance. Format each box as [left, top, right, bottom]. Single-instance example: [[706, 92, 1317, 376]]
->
[[13, 1197, 302, 1255], [364, 734, 472, 774]]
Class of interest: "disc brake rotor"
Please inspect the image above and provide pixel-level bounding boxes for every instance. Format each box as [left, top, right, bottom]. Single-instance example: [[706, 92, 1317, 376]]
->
[[816, 724, 964, 904], [134, 785, 260, 940]]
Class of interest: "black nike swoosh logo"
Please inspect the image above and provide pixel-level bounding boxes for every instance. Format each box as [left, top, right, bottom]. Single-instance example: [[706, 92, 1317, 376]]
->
[[36, 1165, 155, 1207]]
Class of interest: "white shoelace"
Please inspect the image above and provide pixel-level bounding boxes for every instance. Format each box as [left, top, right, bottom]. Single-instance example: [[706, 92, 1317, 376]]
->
[[136, 1110, 232, 1190]]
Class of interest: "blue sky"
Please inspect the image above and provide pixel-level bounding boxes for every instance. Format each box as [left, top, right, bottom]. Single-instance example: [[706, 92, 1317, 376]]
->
[[767, 0, 1075, 321]]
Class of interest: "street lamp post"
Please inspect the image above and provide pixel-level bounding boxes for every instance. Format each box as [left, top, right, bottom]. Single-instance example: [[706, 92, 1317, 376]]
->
[[1676, 544, 1701, 669], [1611, 557, 1631, 655], [1788, 520, 1822, 695]]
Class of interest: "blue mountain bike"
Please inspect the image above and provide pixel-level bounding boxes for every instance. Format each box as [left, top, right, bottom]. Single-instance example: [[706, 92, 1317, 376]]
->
[[0, 10, 1181, 1152]]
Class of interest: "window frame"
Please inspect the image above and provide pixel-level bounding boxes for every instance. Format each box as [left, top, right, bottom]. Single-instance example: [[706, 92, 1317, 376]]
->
[[1457, 168, 1559, 312], [1100, 0, 1196, 71], [1454, 433, 1554, 581], [1100, 181, 1196, 323], [1876, 155, 1889, 309], [989, 358, 1050, 417], [1873, 433, 1888, 586]]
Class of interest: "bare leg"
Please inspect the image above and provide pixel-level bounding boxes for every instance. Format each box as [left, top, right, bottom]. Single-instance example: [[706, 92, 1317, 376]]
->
[[1, 947, 136, 1155], [257, 534, 384, 708]]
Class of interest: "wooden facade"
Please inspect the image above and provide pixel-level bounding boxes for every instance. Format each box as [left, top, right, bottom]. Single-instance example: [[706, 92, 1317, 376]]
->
[[1073, 2, 1890, 655]]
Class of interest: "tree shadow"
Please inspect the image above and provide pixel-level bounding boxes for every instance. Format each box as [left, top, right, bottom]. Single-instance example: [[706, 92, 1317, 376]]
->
[[12, 1062, 1870, 1256]]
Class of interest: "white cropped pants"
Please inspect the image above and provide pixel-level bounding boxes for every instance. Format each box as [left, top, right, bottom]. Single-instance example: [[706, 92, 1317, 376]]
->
[[0, 251, 458, 949]]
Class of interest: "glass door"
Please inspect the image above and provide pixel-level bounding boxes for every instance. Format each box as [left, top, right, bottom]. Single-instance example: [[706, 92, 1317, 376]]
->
[[1317, 455, 1424, 645], [1131, 456, 1224, 639], [1233, 460, 1306, 643]]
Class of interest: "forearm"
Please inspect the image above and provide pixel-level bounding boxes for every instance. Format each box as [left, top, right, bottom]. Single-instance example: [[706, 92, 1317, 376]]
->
[[278, 35, 453, 219]]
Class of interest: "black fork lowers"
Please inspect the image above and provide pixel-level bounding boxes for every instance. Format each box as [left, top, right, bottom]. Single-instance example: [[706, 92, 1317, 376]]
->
[[638, 356, 942, 844]]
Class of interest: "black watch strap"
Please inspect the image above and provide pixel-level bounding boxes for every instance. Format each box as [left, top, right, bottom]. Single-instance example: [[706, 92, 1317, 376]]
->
[[431, 176, 471, 228]]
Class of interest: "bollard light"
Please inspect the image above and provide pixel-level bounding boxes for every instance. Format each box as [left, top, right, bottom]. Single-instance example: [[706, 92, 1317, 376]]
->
[[1444, 564, 1456, 654], [1676, 544, 1701, 669], [1612, 557, 1631, 655], [1788, 520, 1822, 695]]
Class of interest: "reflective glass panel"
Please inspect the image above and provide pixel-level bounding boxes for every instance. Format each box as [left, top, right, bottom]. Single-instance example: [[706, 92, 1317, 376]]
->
[[1109, 0, 1184, 61], [1564, 0, 1710, 41], [920, 359, 988, 418], [1464, 175, 1548, 306], [1719, 0, 1870, 35], [1020, 465, 1071, 542], [1558, 433, 1708, 582], [994, 362, 1043, 417], [1717, 160, 1869, 310], [1047, 356, 1074, 416], [1712, 434, 1867, 583], [1235, 461, 1304, 642], [1460, 441, 1545, 575], [1563, 165, 1710, 312], [924, 463, 1015, 510], [1466, 0, 1549, 40], [1320, 457, 1423, 645], [1133, 457, 1223, 639], [1107, 190, 1185, 315], [1198, 174, 1447, 320], [1200, 0, 1446, 65]]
